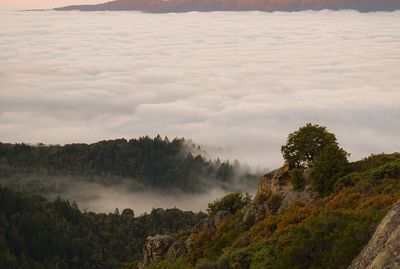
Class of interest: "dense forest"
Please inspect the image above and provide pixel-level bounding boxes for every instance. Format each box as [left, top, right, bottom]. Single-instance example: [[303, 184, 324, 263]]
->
[[0, 136, 258, 193], [0, 185, 205, 269]]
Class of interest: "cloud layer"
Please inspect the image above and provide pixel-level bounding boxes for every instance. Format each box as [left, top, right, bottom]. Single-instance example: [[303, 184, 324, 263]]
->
[[1, 10, 400, 169]]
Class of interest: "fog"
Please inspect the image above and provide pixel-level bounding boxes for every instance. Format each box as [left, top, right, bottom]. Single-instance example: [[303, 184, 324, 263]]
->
[[1, 174, 258, 213], [62, 183, 234, 214], [1, 11, 400, 169]]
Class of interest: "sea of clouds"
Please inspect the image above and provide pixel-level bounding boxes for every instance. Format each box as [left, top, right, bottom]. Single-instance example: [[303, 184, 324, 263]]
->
[[1, 10, 400, 170]]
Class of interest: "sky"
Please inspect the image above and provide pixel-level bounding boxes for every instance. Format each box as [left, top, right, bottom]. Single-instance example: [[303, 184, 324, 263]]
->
[[0, 0, 103, 9], [1, 10, 400, 170]]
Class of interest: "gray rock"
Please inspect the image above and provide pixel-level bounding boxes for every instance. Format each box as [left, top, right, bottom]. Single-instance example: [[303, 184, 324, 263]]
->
[[139, 234, 187, 269], [242, 202, 269, 225], [167, 240, 188, 260], [191, 218, 215, 234]]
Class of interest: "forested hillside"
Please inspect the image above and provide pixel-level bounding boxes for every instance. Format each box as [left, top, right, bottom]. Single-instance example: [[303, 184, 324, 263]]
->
[[0, 136, 258, 194], [0, 185, 205, 268]]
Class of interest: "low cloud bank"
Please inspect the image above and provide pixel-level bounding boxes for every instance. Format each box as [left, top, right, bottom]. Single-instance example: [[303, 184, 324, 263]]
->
[[1, 11, 400, 170]]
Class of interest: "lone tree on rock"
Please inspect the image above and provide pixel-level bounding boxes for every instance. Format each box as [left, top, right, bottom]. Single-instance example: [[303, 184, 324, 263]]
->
[[281, 123, 338, 168], [281, 123, 349, 195]]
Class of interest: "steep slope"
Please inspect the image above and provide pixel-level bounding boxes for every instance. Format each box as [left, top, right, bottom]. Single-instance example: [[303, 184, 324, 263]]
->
[[348, 200, 400, 269], [143, 153, 400, 269], [55, 0, 400, 12]]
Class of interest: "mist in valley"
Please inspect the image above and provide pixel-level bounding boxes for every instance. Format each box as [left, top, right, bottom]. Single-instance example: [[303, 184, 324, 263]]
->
[[0, 143, 263, 214], [0, 173, 259, 214]]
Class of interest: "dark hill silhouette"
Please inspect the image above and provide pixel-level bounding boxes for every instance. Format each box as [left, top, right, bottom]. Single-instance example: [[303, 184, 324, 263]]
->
[[55, 0, 400, 12]]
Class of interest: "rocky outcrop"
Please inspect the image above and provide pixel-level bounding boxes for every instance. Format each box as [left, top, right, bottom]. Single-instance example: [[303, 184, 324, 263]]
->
[[138, 235, 187, 269], [242, 202, 270, 225], [186, 211, 233, 251], [253, 164, 316, 216], [138, 164, 319, 268], [348, 200, 400, 269], [139, 211, 233, 268], [278, 188, 316, 213], [255, 164, 290, 201]]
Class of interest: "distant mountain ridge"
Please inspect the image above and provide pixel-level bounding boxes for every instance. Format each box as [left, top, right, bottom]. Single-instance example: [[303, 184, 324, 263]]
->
[[55, 0, 400, 12]]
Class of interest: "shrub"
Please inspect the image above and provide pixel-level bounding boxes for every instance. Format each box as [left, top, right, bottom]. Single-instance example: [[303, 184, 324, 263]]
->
[[267, 194, 283, 214], [290, 169, 305, 191], [207, 193, 251, 216], [311, 144, 349, 196]]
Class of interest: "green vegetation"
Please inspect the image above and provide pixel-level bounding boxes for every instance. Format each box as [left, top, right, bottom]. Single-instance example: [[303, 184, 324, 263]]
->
[[281, 123, 339, 168], [148, 124, 400, 269], [282, 123, 349, 196], [175, 151, 400, 269], [311, 144, 349, 195], [207, 192, 251, 216], [289, 168, 305, 191], [0, 136, 258, 192], [0, 185, 205, 269]]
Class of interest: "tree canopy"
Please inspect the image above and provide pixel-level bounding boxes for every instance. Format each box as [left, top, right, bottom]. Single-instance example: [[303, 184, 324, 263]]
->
[[311, 144, 349, 195], [207, 192, 251, 216], [281, 123, 350, 195], [281, 123, 338, 168], [0, 137, 258, 193], [0, 185, 205, 268]]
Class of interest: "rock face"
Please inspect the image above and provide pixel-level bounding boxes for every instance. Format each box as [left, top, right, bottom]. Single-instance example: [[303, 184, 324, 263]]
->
[[254, 164, 290, 201], [253, 163, 316, 216], [348, 200, 400, 269], [139, 235, 187, 269]]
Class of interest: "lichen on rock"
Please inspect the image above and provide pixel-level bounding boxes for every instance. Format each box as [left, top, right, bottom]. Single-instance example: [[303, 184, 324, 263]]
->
[[138, 234, 187, 269]]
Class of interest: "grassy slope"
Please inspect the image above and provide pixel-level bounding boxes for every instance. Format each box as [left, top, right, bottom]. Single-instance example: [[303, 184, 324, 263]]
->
[[151, 153, 400, 269]]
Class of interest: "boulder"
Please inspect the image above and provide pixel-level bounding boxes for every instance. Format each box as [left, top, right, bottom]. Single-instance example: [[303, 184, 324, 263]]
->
[[167, 240, 188, 260], [139, 234, 187, 269], [191, 218, 215, 234]]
